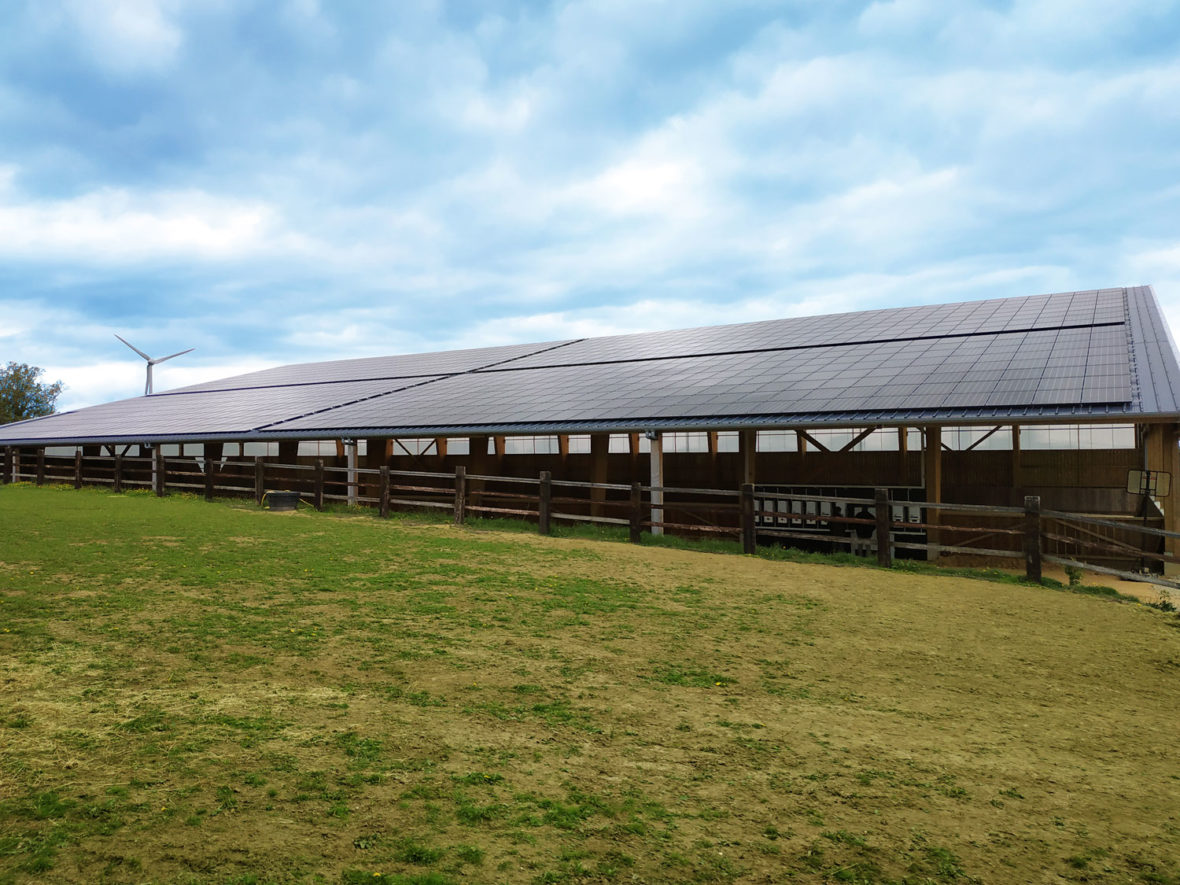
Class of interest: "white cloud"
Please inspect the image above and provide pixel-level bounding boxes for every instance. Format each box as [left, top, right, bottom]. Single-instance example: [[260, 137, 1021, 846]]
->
[[63, 0, 184, 74], [0, 182, 307, 263]]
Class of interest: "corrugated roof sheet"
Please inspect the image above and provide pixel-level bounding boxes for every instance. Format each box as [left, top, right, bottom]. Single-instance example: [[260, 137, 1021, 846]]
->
[[4, 285, 1178, 446]]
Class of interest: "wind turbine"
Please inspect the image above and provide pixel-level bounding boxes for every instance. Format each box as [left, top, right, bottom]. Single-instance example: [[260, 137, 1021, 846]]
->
[[115, 334, 195, 395]]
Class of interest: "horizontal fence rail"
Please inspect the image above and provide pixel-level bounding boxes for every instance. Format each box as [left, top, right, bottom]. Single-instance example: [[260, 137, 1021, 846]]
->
[[5, 446, 1178, 592]]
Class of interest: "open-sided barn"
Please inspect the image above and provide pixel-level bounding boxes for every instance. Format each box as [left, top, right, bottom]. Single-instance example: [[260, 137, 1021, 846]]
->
[[4, 285, 1180, 573]]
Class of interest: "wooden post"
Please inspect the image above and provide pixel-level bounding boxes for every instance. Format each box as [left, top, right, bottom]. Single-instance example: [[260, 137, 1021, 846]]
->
[[740, 482, 756, 554], [740, 429, 757, 487], [2, 447, 11, 484], [1011, 424, 1023, 493], [923, 425, 942, 560], [1024, 495, 1042, 583], [314, 459, 325, 511], [590, 433, 609, 517], [345, 440, 358, 506], [204, 456, 215, 501], [469, 435, 488, 510], [875, 487, 892, 567], [538, 470, 552, 535], [254, 457, 265, 505], [898, 426, 909, 480], [1143, 422, 1180, 575], [649, 433, 664, 536], [74, 449, 83, 489], [379, 466, 391, 518], [35, 448, 45, 485], [155, 447, 165, 496], [453, 465, 467, 525], [12, 449, 19, 483], [114, 454, 124, 493], [627, 482, 643, 543]]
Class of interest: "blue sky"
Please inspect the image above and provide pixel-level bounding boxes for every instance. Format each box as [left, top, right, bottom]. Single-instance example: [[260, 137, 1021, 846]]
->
[[2, 0, 1179, 411]]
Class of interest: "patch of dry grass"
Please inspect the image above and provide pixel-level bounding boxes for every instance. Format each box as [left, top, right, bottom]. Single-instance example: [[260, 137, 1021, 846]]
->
[[2, 484, 1179, 884]]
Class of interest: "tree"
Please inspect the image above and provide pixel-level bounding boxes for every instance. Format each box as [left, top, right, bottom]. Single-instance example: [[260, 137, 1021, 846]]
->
[[0, 362, 64, 425]]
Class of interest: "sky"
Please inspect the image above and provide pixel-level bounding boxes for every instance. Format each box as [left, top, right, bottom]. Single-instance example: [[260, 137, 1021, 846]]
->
[[2, 0, 1179, 412]]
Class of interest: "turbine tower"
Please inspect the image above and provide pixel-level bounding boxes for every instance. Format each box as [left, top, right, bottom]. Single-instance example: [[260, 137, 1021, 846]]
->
[[115, 334, 194, 395]]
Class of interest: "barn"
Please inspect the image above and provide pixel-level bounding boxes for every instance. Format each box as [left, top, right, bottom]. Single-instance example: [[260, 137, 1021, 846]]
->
[[4, 285, 1180, 573]]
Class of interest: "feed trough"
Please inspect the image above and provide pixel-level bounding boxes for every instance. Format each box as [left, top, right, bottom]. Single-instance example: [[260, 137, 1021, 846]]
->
[[264, 490, 301, 512]]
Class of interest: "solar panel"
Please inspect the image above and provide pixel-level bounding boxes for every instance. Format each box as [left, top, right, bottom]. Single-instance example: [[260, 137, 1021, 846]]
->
[[0, 286, 1163, 446]]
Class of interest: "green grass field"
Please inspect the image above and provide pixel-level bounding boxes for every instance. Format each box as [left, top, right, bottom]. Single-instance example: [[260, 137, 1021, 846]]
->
[[2, 483, 1179, 884]]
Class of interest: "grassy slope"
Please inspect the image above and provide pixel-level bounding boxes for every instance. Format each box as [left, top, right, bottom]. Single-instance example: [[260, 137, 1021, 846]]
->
[[1, 484, 1178, 885]]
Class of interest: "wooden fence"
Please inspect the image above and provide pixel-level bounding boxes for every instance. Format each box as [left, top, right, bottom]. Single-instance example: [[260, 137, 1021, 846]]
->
[[4, 448, 1177, 591]]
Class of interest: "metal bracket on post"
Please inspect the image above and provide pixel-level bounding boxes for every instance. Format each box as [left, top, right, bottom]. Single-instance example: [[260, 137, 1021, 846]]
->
[[1024, 495, 1042, 583]]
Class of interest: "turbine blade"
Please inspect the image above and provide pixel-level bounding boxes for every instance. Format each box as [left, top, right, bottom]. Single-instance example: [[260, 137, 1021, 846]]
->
[[152, 347, 195, 365], [114, 334, 152, 361]]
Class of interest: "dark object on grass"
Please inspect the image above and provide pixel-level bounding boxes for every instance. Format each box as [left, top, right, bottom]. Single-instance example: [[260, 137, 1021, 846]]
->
[[264, 490, 301, 511]]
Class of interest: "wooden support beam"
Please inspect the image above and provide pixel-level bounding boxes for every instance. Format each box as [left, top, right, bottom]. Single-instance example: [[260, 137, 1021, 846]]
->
[[3, 446, 13, 484], [898, 426, 909, 480], [839, 426, 878, 453], [35, 448, 45, 485], [590, 433, 609, 517], [707, 431, 719, 456], [538, 470, 552, 535], [649, 433, 664, 536], [1024, 495, 1042, 583], [740, 483, 756, 554], [254, 457, 265, 505], [965, 425, 1002, 452], [346, 440, 358, 506], [559, 434, 570, 458], [278, 440, 298, 463], [468, 436, 489, 509], [379, 467, 391, 518], [493, 435, 506, 458], [629, 482, 643, 543], [923, 425, 942, 560], [740, 429, 757, 487], [74, 449, 83, 490], [154, 447, 165, 497], [875, 488, 892, 567], [453, 465, 467, 525], [797, 429, 830, 454], [1144, 422, 1180, 575], [434, 437, 448, 458], [1011, 424, 1022, 490]]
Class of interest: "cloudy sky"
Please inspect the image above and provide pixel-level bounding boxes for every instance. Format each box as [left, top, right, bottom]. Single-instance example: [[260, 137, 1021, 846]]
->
[[2, 0, 1179, 411]]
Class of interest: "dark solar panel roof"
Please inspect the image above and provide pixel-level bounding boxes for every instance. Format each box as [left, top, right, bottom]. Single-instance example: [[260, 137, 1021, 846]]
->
[[3, 286, 1177, 446]]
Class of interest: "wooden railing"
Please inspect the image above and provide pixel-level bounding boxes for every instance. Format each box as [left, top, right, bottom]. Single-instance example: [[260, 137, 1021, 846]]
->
[[4, 447, 1176, 590]]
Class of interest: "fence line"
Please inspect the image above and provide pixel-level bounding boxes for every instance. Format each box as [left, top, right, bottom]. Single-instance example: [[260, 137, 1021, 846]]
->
[[5, 447, 1177, 590]]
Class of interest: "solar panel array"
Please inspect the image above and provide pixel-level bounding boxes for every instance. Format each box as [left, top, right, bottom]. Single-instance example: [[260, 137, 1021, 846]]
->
[[2, 286, 1175, 445]]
